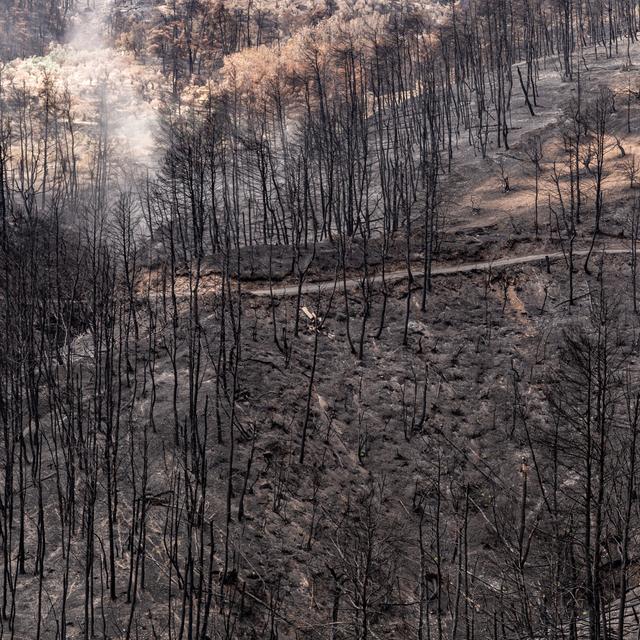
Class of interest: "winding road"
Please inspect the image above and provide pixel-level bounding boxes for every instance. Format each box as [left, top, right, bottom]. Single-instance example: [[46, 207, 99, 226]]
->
[[246, 247, 631, 297]]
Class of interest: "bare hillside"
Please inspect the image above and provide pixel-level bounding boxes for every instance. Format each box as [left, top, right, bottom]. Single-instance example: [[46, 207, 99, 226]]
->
[[3, 0, 640, 639]]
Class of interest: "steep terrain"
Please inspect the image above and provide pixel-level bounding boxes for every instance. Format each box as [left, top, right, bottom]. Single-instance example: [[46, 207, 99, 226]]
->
[[3, 1, 640, 639]]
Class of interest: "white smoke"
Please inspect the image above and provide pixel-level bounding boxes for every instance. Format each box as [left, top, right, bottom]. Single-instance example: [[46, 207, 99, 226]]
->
[[65, 0, 160, 176], [6, 0, 161, 196]]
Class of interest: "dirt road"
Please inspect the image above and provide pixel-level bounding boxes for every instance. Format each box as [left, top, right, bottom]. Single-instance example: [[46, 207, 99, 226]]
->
[[246, 247, 630, 297]]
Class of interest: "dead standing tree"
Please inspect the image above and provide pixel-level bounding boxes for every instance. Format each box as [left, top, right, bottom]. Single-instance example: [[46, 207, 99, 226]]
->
[[546, 287, 628, 640], [583, 87, 615, 274], [525, 134, 544, 238]]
